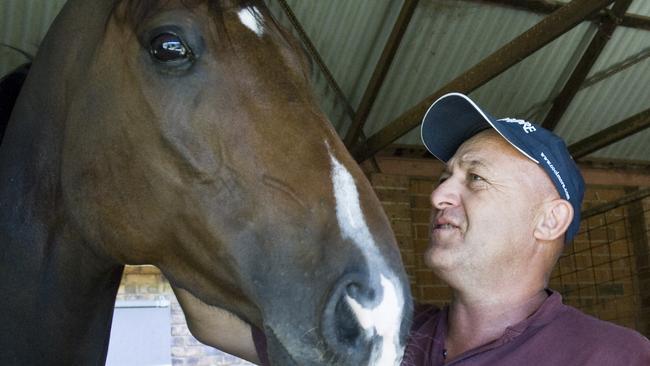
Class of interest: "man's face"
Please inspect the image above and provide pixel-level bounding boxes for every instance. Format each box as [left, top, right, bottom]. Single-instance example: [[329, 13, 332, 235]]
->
[[426, 130, 555, 286]]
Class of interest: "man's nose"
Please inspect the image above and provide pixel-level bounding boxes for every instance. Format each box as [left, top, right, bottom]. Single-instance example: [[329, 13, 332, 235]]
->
[[430, 179, 460, 210]]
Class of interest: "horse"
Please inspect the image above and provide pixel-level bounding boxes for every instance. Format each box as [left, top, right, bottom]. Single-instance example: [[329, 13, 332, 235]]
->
[[0, 0, 412, 365]]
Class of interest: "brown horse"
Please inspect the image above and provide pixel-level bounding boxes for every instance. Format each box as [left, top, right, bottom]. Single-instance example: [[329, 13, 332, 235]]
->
[[0, 0, 411, 365]]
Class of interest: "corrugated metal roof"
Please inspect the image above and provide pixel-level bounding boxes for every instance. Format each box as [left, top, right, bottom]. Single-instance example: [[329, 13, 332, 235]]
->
[[0, 0, 66, 75], [629, 0, 650, 16], [272, 0, 650, 162], [553, 20, 650, 161], [2, 0, 650, 163]]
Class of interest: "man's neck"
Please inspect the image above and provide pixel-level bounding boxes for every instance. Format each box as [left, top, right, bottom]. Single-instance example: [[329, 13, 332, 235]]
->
[[443, 287, 548, 361]]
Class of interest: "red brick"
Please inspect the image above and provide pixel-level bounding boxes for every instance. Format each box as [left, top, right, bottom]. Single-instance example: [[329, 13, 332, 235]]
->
[[411, 209, 433, 224], [419, 285, 452, 302], [401, 250, 417, 267], [574, 254, 592, 269], [375, 187, 409, 203], [391, 220, 413, 237], [410, 195, 432, 209], [594, 267, 612, 282], [414, 238, 430, 253], [586, 216, 605, 230], [370, 173, 409, 188], [395, 235, 414, 250], [409, 179, 436, 195], [609, 239, 631, 257], [382, 203, 411, 220], [416, 255, 430, 269], [415, 269, 436, 284], [594, 188, 626, 202], [576, 269, 595, 283], [414, 224, 431, 240], [558, 256, 575, 274]]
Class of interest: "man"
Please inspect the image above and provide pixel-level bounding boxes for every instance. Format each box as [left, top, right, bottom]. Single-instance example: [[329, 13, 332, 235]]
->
[[401, 92, 650, 365], [195, 93, 650, 365]]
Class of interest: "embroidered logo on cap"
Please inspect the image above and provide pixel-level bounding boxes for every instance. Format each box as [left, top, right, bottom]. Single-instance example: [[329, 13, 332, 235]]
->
[[500, 118, 537, 133], [540, 152, 570, 200]]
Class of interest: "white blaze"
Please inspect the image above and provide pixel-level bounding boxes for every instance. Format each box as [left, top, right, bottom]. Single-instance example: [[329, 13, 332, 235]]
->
[[238, 6, 264, 37], [330, 153, 405, 366], [330, 154, 373, 249], [346, 275, 404, 366]]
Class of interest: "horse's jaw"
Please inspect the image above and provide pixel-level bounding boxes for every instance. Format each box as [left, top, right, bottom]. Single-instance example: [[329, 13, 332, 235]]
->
[[172, 286, 262, 364]]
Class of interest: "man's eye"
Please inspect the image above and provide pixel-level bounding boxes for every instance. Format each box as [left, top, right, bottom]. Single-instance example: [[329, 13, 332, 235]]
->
[[469, 173, 484, 182]]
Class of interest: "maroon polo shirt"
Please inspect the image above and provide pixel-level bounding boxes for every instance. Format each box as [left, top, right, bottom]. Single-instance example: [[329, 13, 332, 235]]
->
[[252, 290, 650, 365]]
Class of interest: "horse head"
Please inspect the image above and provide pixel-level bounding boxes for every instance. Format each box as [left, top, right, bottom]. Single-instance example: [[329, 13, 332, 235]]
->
[[0, 1, 412, 365]]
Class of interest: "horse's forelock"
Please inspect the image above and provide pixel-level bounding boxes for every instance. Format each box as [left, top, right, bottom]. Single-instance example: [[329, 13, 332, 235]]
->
[[111, 0, 225, 29]]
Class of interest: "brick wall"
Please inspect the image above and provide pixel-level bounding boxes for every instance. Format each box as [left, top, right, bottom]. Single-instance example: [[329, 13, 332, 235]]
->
[[633, 196, 650, 335], [116, 266, 253, 366], [549, 187, 637, 329]]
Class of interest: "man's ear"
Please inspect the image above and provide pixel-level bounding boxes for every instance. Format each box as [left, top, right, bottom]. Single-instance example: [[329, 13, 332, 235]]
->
[[534, 199, 573, 241]]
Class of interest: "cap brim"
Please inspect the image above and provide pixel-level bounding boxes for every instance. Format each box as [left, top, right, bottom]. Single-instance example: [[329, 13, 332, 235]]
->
[[420, 93, 494, 162], [421, 93, 537, 164]]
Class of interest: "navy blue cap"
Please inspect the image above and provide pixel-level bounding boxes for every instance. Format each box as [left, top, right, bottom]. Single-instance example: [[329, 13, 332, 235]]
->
[[420, 92, 585, 243]]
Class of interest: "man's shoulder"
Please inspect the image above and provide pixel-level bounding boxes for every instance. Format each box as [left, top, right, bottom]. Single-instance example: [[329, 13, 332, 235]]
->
[[559, 305, 644, 336], [551, 304, 650, 352], [509, 301, 650, 365]]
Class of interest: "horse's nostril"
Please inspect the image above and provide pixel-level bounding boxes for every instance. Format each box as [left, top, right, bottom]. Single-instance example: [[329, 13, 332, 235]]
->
[[322, 275, 379, 363], [346, 282, 361, 299], [345, 282, 377, 311], [334, 292, 363, 346]]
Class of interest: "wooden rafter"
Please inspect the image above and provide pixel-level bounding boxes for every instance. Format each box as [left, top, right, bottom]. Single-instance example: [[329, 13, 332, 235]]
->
[[480, 0, 650, 31], [569, 107, 650, 159], [541, 0, 633, 131], [353, 0, 615, 162]]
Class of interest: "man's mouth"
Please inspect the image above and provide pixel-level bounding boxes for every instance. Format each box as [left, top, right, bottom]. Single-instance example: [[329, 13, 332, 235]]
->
[[434, 223, 458, 230]]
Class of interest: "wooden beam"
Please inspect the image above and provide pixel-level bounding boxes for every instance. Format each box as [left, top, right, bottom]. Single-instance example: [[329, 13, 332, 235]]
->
[[542, 0, 633, 131], [479, 0, 650, 31], [581, 187, 650, 219], [344, 0, 418, 148], [569, 107, 650, 159], [477, 0, 563, 14], [374, 154, 650, 187], [620, 13, 650, 32], [353, 0, 615, 162]]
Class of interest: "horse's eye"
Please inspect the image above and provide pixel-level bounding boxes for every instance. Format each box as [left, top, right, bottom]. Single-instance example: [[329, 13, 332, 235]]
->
[[149, 33, 192, 62]]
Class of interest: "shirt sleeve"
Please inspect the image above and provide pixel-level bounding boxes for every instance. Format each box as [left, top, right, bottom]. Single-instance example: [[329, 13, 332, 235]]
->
[[251, 325, 271, 366]]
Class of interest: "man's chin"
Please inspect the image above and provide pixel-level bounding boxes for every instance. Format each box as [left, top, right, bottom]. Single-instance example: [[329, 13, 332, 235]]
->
[[425, 244, 462, 272]]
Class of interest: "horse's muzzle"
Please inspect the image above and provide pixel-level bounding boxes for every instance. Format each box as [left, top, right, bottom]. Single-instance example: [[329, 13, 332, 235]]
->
[[321, 271, 406, 365]]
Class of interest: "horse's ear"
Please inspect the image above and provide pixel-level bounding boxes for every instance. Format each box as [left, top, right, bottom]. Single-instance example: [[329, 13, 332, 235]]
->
[[0, 62, 31, 142]]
